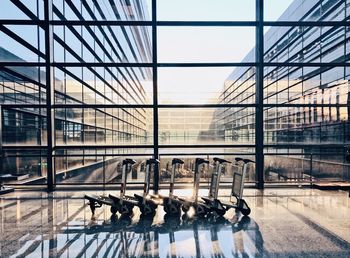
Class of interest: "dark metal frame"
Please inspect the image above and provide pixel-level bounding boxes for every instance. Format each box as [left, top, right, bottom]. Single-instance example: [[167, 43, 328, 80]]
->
[[1, 0, 350, 190]]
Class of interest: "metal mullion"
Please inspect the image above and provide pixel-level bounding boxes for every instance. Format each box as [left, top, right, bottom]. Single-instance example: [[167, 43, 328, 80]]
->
[[3, 145, 47, 150], [54, 144, 152, 149], [151, 0, 159, 194], [265, 62, 350, 67], [159, 153, 254, 156], [50, 62, 350, 67], [49, 21, 350, 27], [53, 153, 150, 157], [53, 104, 151, 108], [44, 0, 55, 192], [156, 21, 257, 26], [1, 104, 46, 109], [159, 144, 256, 148], [263, 143, 349, 148], [255, 0, 264, 189], [158, 63, 256, 67], [52, 103, 257, 109], [51, 20, 151, 26], [264, 21, 350, 27], [158, 104, 256, 108], [0, 62, 45, 67], [0, 20, 44, 26]]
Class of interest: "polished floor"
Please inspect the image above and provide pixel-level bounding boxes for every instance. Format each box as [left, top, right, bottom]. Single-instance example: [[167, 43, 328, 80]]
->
[[0, 188, 350, 257]]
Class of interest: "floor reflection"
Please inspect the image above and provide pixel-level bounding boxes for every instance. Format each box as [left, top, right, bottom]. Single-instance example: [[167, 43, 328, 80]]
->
[[62, 212, 261, 257], [1, 189, 350, 257]]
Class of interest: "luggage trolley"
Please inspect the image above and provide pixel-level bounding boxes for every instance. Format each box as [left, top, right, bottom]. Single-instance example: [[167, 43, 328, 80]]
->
[[201, 157, 231, 216], [133, 158, 160, 217], [220, 158, 254, 216], [152, 158, 185, 216], [109, 158, 160, 217], [84, 158, 136, 216], [178, 158, 210, 217]]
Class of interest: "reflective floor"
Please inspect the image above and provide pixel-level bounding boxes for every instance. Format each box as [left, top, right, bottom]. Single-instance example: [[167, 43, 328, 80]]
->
[[0, 188, 350, 257]]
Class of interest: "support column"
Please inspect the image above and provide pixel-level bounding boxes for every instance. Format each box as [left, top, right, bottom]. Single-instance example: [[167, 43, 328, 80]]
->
[[152, 0, 159, 194], [255, 0, 264, 189], [44, 0, 55, 192]]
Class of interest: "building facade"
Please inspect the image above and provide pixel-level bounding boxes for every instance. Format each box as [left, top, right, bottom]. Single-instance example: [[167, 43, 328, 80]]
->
[[0, 0, 152, 184], [218, 0, 350, 181]]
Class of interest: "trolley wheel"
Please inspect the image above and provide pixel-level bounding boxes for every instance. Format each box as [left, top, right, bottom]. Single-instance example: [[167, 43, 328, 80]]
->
[[182, 204, 190, 213], [110, 206, 118, 215], [239, 199, 251, 216], [241, 207, 251, 216]]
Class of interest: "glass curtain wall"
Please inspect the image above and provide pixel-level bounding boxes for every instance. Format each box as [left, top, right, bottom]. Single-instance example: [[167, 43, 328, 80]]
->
[[0, 0, 349, 190]]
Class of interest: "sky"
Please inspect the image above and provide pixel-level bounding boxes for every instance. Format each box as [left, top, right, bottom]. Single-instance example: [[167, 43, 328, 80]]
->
[[0, 0, 294, 104], [154, 0, 294, 103]]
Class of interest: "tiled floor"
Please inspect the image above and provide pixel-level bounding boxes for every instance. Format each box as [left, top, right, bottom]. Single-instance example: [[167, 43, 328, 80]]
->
[[0, 188, 350, 257]]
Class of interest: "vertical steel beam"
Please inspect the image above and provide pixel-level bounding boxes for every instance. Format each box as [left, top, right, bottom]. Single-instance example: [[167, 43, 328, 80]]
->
[[0, 106, 2, 176], [255, 0, 264, 189], [44, 0, 55, 192], [152, 0, 159, 193]]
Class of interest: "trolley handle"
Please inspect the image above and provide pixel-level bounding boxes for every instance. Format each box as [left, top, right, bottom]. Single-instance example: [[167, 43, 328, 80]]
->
[[234, 157, 244, 163], [243, 159, 255, 164], [213, 157, 231, 164], [195, 158, 209, 165], [172, 158, 184, 165], [146, 158, 160, 165], [123, 158, 136, 166]]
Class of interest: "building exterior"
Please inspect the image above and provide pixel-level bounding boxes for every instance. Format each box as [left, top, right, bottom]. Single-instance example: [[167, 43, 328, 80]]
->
[[0, 0, 152, 183], [218, 0, 350, 181]]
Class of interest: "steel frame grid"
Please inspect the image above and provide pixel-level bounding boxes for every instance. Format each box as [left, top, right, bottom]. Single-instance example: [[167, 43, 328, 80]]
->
[[1, 0, 349, 190]]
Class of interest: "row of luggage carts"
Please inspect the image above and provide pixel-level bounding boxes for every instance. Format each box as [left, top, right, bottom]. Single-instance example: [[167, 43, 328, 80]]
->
[[84, 157, 254, 219]]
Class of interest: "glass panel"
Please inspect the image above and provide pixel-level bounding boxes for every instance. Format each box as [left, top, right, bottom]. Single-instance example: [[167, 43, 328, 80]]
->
[[159, 108, 255, 145], [0, 0, 42, 20], [264, 65, 349, 105], [1, 150, 47, 185], [158, 67, 236, 104], [54, 152, 153, 185], [52, 0, 152, 21], [158, 27, 255, 63], [54, 108, 153, 146], [0, 25, 45, 62], [2, 108, 47, 146], [264, 149, 348, 183], [0, 66, 46, 105], [157, 0, 255, 21], [264, 0, 345, 22], [264, 106, 348, 145], [158, 154, 256, 184], [53, 66, 152, 105], [264, 26, 347, 64], [220, 67, 256, 105], [53, 26, 152, 63]]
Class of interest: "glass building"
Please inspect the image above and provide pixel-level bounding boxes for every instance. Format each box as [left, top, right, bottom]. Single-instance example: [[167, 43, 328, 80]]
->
[[218, 0, 350, 182], [0, 0, 350, 190]]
